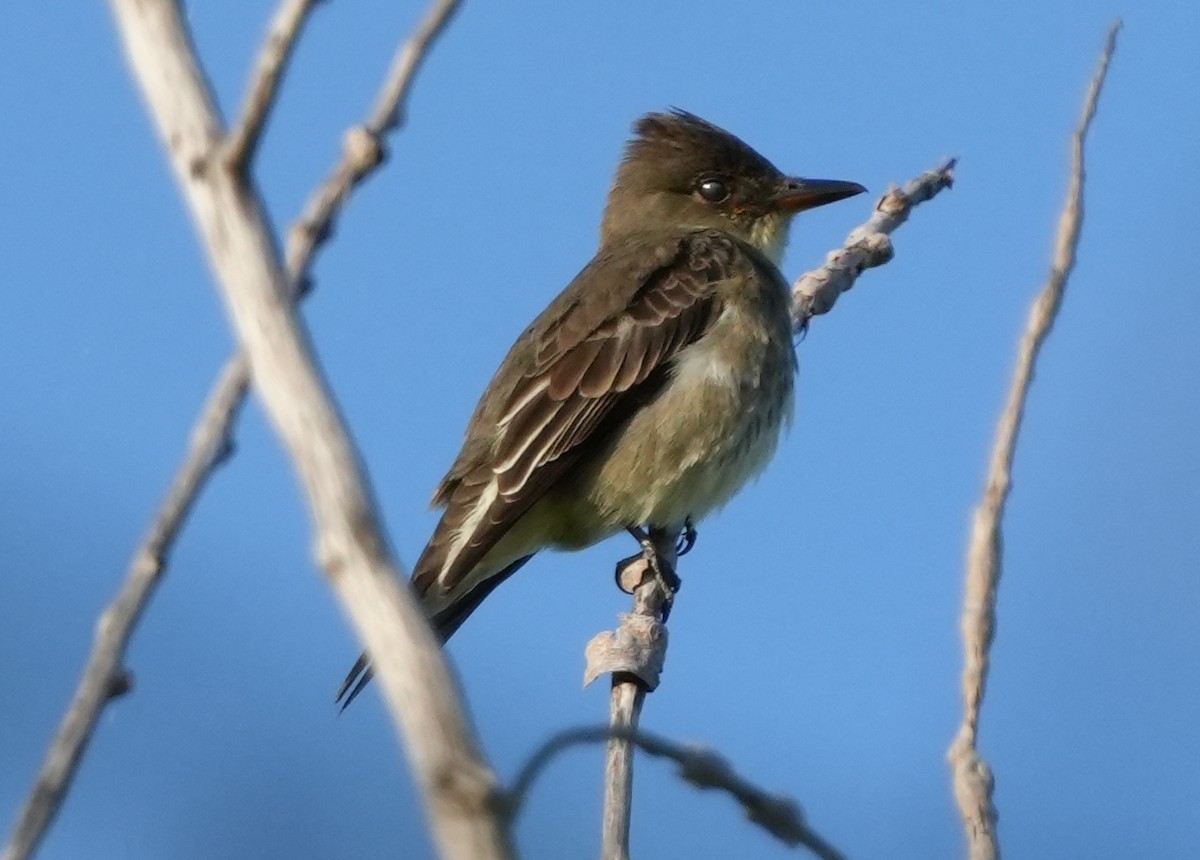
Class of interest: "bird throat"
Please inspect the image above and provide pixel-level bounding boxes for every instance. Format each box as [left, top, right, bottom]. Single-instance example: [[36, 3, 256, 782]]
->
[[747, 212, 791, 267]]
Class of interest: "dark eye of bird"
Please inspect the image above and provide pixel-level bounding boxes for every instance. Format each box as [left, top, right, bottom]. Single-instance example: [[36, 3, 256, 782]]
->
[[696, 177, 730, 203]]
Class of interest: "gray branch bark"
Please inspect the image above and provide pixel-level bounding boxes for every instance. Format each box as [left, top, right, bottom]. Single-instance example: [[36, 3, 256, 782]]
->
[[594, 531, 677, 860], [792, 158, 956, 331], [101, 3, 510, 860], [948, 21, 1121, 860], [504, 726, 846, 860], [225, 0, 324, 172]]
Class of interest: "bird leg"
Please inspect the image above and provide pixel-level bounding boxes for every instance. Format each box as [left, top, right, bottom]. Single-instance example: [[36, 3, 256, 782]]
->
[[614, 525, 682, 607]]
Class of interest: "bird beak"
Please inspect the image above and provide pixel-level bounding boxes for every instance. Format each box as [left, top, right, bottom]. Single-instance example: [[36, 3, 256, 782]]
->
[[772, 177, 867, 213]]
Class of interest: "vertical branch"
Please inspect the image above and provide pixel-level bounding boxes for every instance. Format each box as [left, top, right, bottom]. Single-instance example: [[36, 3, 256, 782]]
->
[[104, 2, 512, 860], [601, 686, 643, 860], [948, 21, 1120, 860], [588, 531, 676, 860]]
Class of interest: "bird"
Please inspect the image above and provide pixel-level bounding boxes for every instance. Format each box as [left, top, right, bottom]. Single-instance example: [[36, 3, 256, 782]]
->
[[337, 109, 865, 707]]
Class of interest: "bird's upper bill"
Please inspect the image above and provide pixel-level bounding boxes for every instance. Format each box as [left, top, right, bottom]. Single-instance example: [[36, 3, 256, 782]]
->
[[770, 176, 868, 214]]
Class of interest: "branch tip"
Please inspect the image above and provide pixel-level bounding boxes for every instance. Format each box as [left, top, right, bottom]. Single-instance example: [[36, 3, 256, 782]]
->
[[792, 155, 956, 331]]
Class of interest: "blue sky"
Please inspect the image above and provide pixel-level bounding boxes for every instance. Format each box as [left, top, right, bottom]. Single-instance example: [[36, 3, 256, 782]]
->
[[2, 2, 1198, 858]]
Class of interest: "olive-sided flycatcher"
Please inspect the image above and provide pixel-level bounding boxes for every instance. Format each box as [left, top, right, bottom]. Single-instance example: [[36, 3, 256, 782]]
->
[[338, 110, 864, 706]]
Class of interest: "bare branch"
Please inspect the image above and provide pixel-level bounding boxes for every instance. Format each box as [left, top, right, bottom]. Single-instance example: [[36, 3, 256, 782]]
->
[[791, 158, 957, 332], [2, 4, 462, 857], [98, 1, 508, 857], [287, 0, 462, 278], [225, 0, 324, 172], [1, 359, 247, 860], [503, 725, 846, 860], [364, 0, 461, 136], [948, 21, 1121, 860]]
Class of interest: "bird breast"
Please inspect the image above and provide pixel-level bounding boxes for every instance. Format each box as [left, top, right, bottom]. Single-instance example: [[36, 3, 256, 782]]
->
[[580, 300, 796, 531]]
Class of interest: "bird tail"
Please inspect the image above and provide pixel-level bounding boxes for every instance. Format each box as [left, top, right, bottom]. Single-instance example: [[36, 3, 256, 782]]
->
[[334, 553, 534, 710]]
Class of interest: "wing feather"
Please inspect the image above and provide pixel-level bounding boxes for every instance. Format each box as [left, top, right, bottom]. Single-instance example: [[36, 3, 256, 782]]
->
[[611, 326, 649, 392]]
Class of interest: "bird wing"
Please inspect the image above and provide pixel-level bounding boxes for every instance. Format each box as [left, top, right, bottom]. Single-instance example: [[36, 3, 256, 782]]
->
[[413, 230, 745, 600]]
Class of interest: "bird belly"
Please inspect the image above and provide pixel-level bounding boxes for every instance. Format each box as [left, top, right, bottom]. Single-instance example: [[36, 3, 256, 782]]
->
[[555, 323, 795, 538]]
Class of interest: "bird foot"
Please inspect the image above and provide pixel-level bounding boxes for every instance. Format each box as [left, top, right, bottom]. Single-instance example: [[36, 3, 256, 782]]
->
[[614, 528, 682, 619]]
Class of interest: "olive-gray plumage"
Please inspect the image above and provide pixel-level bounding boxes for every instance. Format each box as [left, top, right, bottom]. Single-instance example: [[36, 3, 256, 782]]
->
[[337, 110, 864, 706]]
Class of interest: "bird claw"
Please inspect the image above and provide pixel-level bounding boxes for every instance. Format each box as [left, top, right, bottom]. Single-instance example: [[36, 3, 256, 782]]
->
[[614, 552, 645, 595], [675, 517, 697, 557]]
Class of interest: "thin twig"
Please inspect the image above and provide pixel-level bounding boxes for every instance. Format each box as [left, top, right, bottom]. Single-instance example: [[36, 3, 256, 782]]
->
[[791, 158, 957, 332], [948, 21, 1120, 860], [104, 2, 512, 859], [1, 360, 247, 860], [502, 726, 846, 860], [286, 0, 463, 276], [364, 0, 460, 136], [225, 0, 325, 173], [2, 3, 463, 859]]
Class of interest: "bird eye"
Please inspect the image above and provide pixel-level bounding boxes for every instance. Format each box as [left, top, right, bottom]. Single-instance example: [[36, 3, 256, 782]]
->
[[696, 177, 729, 203]]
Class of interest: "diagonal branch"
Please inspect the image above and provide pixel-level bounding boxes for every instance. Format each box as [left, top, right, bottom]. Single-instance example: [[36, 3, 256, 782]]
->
[[286, 0, 462, 278], [502, 725, 846, 860], [947, 21, 1121, 860], [2, 3, 462, 860], [225, 0, 325, 173], [7, 5, 958, 854], [0, 359, 248, 860], [791, 158, 957, 332], [104, 2, 510, 860]]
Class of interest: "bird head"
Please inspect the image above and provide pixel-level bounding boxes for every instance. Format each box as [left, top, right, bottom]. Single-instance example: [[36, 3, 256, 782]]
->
[[601, 110, 866, 264]]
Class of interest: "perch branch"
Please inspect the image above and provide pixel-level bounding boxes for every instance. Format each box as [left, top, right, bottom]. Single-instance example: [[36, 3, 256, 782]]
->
[[585, 531, 676, 860], [791, 158, 957, 332], [947, 21, 1120, 860], [2, 2, 471, 860], [503, 726, 845, 860]]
